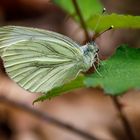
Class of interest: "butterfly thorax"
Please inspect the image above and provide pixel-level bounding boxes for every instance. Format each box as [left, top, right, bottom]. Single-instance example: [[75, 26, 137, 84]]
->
[[81, 42, 99, 72]]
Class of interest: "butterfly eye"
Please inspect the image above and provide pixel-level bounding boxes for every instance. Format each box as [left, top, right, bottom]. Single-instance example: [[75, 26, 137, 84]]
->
[[96, 48, 99, 53]]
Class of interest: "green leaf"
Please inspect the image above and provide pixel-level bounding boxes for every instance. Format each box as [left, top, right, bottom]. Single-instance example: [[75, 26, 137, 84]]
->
[[53, 0, 103, 21], [87, 14, 140, 32], [34, 45, 140, 101], [85, 45, 140, 95], [53, 0, 140, 33], [33, 75, 85, 103]]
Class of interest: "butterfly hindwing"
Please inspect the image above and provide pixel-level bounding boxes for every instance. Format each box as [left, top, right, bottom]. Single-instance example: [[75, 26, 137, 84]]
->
[[0, 26, 85, 93]]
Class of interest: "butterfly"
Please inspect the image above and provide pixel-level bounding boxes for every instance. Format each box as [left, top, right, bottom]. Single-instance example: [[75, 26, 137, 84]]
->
[[0, 26, 99, 93]]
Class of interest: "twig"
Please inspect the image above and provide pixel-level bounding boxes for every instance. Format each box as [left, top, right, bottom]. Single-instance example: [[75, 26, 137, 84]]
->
[[72, 0, 90, 42], [0, 95, 98, 140], [111, 96, 136, 140]]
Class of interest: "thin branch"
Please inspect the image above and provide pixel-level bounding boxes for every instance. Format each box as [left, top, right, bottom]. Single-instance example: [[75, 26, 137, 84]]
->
[[111, 96, 136, 140], [72, 0, 90, 42], [0, 95, 98, 140]]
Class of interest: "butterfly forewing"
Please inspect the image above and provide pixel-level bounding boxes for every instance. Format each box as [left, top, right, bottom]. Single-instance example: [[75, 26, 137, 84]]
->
[[0, 26, 81, 55], [0, 26, 86, 93]]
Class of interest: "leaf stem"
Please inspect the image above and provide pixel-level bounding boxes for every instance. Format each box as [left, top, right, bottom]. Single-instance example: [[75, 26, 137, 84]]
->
[[111, 96, 136, 140], [72, 0, 90, 42], [0, 95, 98, 140]]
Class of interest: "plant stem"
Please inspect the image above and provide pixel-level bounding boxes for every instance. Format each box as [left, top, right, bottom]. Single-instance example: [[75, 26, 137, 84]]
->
[[0, 95, 98, 140], [111, 96, 136, 140], [72, 0, 90, 42]]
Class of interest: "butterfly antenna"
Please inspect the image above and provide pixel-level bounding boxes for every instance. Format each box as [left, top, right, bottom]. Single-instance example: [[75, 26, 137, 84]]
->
[[93, 8, 106, 36], [93, 25, 114, 40]]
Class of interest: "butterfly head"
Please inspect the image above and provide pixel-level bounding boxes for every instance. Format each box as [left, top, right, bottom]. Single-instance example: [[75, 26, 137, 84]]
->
[[82, 41, 99, 72], [86, 41, 99, 54], [86, 41, 99, 64]]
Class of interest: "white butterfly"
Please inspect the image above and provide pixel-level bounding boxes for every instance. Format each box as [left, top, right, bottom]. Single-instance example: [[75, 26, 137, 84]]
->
[[0, 26, 99, 93]]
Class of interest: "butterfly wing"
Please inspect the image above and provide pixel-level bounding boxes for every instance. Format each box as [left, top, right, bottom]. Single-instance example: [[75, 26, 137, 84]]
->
[[0, 26, 81, 55], [0, 26, 86, 93]]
